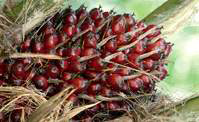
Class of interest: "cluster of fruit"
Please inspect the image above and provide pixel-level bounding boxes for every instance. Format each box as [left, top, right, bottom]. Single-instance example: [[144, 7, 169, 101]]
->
[[0, 5, 172, 121]]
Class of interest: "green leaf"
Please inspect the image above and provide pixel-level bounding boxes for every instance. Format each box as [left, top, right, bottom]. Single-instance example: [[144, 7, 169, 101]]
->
[[143, 0, 199, 36]]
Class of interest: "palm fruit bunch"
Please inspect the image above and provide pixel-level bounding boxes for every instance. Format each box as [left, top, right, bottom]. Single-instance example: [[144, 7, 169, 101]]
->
[[0, 5, 172, 121]]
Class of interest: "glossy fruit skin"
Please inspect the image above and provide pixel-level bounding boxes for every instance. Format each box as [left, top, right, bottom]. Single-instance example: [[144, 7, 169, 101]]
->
[[21, 38, 32, 52], [44, 34, 59, 50], [45, 65, 60, 78], [32, 75, 48, 90], [87, 83, 101, 94], [32, 42, 44, 53], [127, 78, 141, 93], [11, 62, 27, 79], [107, 74, 123, 89], [112, 15, 126, 34]]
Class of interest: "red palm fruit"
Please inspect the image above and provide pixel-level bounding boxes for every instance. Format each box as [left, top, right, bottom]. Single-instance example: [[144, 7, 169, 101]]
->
[[164, 43, 173, 57], [61, 72, 72, 81], [133, 40, 146, 54], [32, 75, 48, 90], [18, 58, 32, 65], [123, 48, 130, 54], [123, 13, 136, 27], [95, 17, 104, 28], [146, 29, 161, 40], [104, 39, 117, 52], [140, 75, 151, 90], [70, 77, 88, 90], [67, 93, 78, 102], [0, 112, 4, 122], [42, 21, 55, 36], [10, 75, 24, 86], [111, 52, 126, 64], [136, 21, 146, 28], [146, 38, 166, 60], [83, 32, 97, 48], [11, 62, 27, 79], [88, 83, 101, 94], [64, 47, 81, 58], [45, 64, 60, 79], [116, 34, 128, 46], [106, 101, 120, 110], [89, 8, 102, 20], [21, 37, 31, 51], [127, 53, 140, 69], [76, 5, 88, 21], [63, 24, 76, 37], [65, 12, 77, 25], [142, 58, 155, 70], [56, 48, 65, 57], [81, 18, 95, 32], [100, 87, 113, 97], [68, 61, 83, 73], [88, 57, 104, 71], [56, 60, 69, 72], [0, 63, 6, 77], [127, 78, 141, 93], [44, 34, 59, 49], [10, 109, 22, 122], [46, 85, 60, 97], [83, 70, 98, 80], [142, 24, 156, 32], [107, 74, 123, 89], [0, 79, 4, 85], [111, 15, 126, 34], [114, 68, 129, 76], [158, 65, 168, 80], [32, 41, 44, 53], [103, 11, 110, 18], [104, 28, 112, 38], [81, 48, 97, 57]]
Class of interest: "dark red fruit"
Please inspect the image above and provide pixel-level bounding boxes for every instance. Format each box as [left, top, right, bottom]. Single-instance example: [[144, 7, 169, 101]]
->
[[140, 75, 151, 90], [158, 65, 168, 80], [21, 37, 31, 51], [0, 79, 4, 85], [103, 11, 110, 18], [32, 42, 44, 53], [32, 75, 48, 90], [67, 93, 78, 102], [127, 53, 140, 69], [88, 57, 104, 71], [88, 83, 101, 94], [81, 48, 97, 57], [83, 70, 98, 80], [133, 41, 146, 54], [10, 75, 24, 86], [61, 72, 72, 81], [89, 8, 102, 20], [57, 60, 69, 72], [64, 47, 81, 58], [45, 65, 60, 78], [114, 68, 129, 76], [76, 5, 88, 21], [104, 39, 117, 52], [56, 48, 65, 57], [94, 17, 104, 28], [63, 24, 77, 37], [83, 32, 97, 48], [112, 15, 126, 34], [107, 74, 123, 89], [111, 52, 126, 64], [70, 78, 88, 90], [11, 62, 27, 79], [0, 63, 6, 77], [65, 13, 77, 25], [142, 58, 155, 70], [124, 13, 136, 27], [0, 112, 4, 122], [46, 85, 60, 97], [116, 34, 128, 46], [106, 101, 120, 110], [68, 61, 83, 73], [10, 109, 22, 122], [44, 34, 59, 49], [127, 78, 141, 92], [100, 87, 113, 97]]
